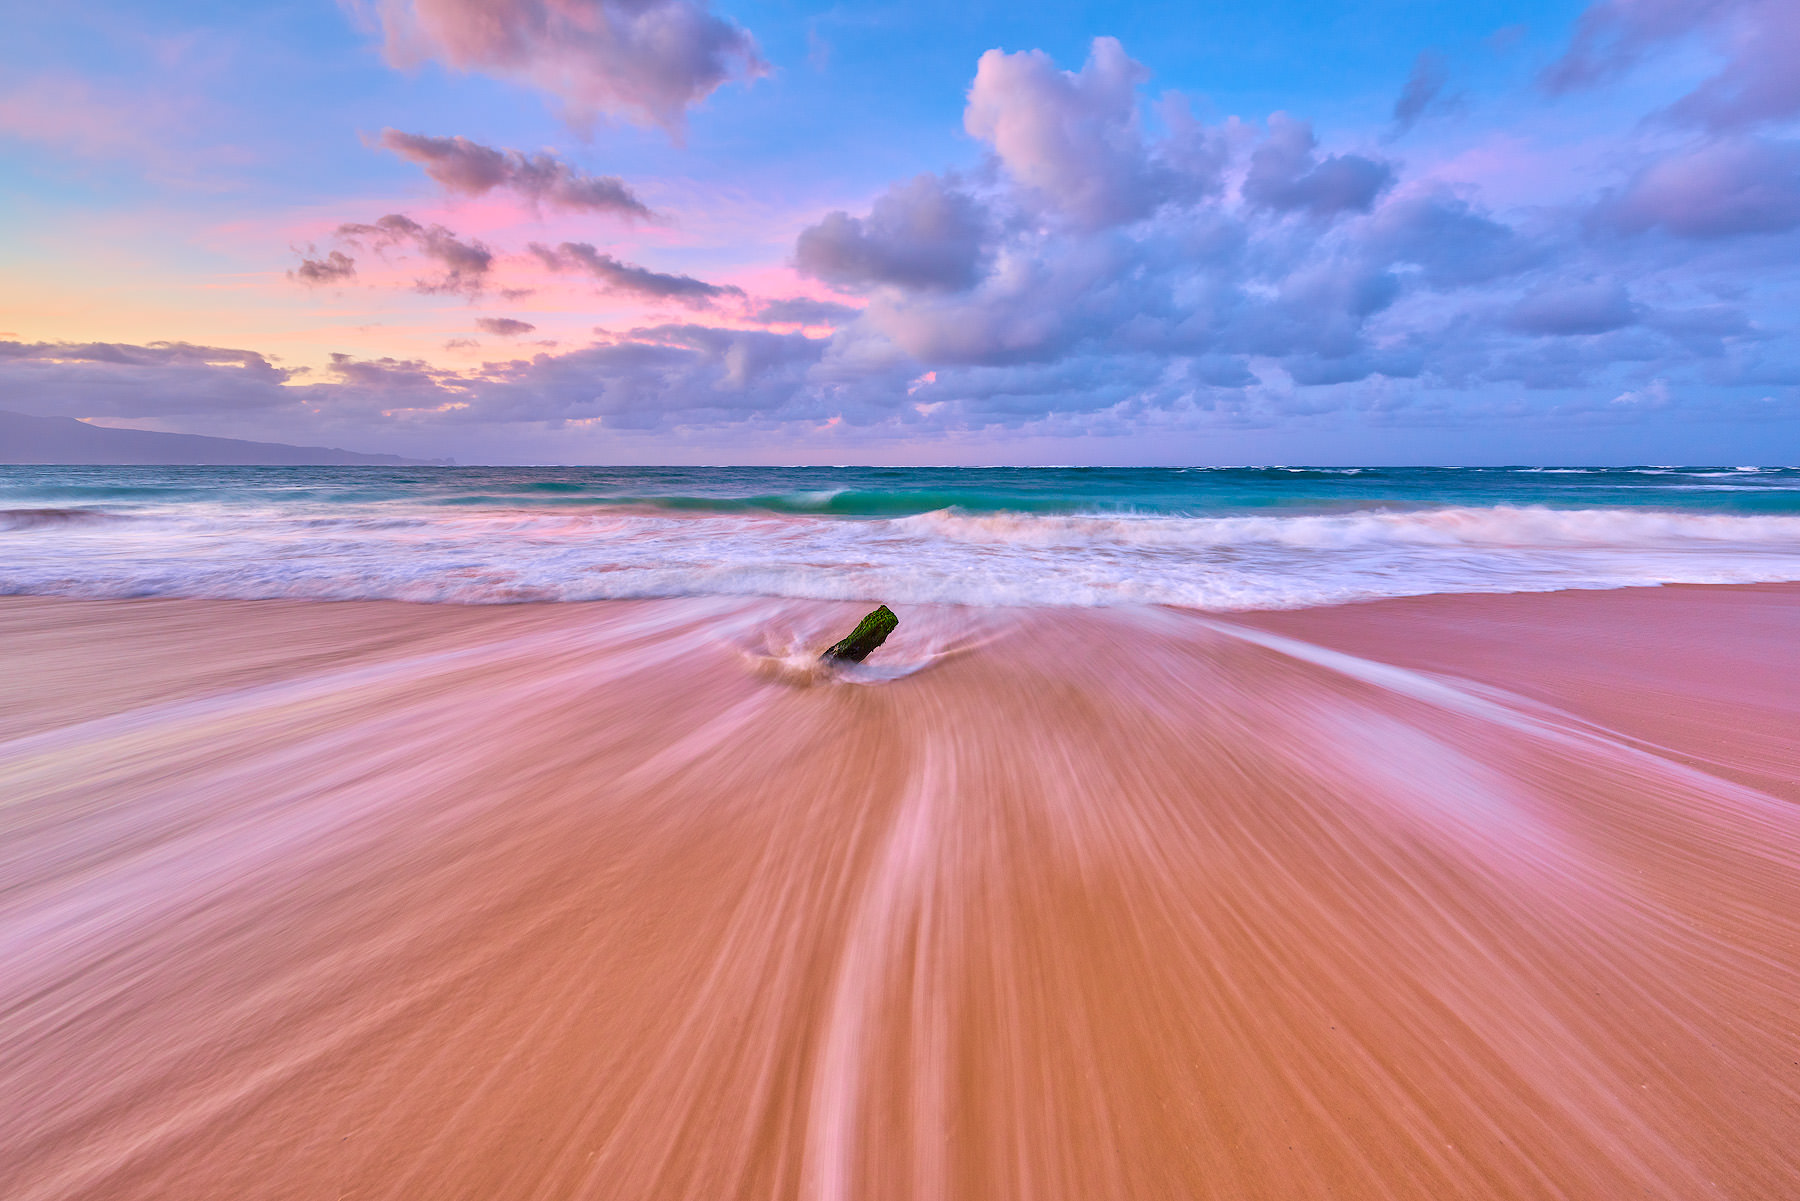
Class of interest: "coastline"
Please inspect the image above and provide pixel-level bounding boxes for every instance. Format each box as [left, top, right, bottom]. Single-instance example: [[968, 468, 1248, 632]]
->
[[2, 584, 1797, 1199]]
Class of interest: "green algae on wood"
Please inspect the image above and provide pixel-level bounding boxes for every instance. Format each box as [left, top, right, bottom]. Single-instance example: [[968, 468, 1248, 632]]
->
[[821, 605, 898, 664]]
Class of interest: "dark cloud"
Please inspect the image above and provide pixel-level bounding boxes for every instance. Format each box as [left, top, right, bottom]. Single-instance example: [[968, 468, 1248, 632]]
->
[[0, 340, 297, 418], [822, 228, 1176, 367], [290, 249, 356, 286], [1598, 139, 1800, 238], [749, 297, 861, 326], [462, 325, 830, 430], [1546, 0, 1800, 131], [1285, 346, 1424, 387], [794, 174, 990, 292], [376, 130, 652, 219], [530, 241, 744, 307], [1392, 51, 1449, 133], [1242, 115, 1394, 217], [1506, 281, 1639, 335], [372, 0, 766, 134], [476, 317, 537, 337], [336, 213, 494, 294], [1644, 304, 1755, 356], [0, 312, 1787, 455], [1362, 191, 1539, 286]]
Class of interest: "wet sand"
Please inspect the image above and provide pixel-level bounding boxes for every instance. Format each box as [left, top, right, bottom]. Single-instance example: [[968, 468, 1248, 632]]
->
[[1, 588, 1796, 1200]]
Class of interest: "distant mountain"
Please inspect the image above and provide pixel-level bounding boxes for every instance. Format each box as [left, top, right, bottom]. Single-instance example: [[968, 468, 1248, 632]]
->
[[0, 410, 442, 465]]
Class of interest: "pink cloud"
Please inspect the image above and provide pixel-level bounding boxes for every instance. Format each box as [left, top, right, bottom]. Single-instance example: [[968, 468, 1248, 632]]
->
[[965, 37, 1156, 228], [1599, 138, 1800, 238], [369, 0, 766, 134]]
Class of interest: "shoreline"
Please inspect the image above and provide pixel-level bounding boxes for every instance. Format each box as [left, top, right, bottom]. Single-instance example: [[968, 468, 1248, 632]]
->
[[6, 578, 1796, 747], [3, 584, 1797, 1199]]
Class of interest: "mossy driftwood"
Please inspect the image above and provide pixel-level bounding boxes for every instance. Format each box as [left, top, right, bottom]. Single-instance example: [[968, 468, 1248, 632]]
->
[[821, 605, 898, 664]]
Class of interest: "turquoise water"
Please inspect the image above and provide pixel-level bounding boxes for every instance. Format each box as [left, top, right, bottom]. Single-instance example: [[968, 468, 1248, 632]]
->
[[6, 464, 1800, 516], [3, 466, 1799, 608]]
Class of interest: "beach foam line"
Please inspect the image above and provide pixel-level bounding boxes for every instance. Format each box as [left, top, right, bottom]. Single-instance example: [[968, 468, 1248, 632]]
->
[[6, 504, 1800, 609]]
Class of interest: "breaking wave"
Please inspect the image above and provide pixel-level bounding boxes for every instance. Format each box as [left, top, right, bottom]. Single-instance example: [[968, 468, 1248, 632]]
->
[[4, 501, 1800, 609]]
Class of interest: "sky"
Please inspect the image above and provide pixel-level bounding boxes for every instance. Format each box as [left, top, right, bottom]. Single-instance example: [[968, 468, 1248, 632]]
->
[[1, 0, 1797, 465]]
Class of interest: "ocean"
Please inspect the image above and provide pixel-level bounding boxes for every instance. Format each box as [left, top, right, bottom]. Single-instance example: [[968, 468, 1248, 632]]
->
[[3, 464, 1799, 609]]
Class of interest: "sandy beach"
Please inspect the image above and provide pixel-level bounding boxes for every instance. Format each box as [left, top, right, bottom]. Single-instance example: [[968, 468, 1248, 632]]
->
[[2, 586, 1797, 1200]]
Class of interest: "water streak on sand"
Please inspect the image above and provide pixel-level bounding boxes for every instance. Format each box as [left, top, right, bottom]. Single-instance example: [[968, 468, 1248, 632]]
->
[[1, 593, 1797, 1200]]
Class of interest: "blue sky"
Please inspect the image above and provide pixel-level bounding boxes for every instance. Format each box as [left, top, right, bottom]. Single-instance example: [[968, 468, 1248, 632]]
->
[[1, 0, 1796, 464]]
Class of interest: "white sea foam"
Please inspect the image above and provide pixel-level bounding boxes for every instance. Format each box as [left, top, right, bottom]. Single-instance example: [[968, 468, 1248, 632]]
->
[[3, 504, 1800, 610]]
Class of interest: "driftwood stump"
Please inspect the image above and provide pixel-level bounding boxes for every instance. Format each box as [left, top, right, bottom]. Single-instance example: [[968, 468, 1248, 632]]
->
[[821, 605, 898, 664]]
